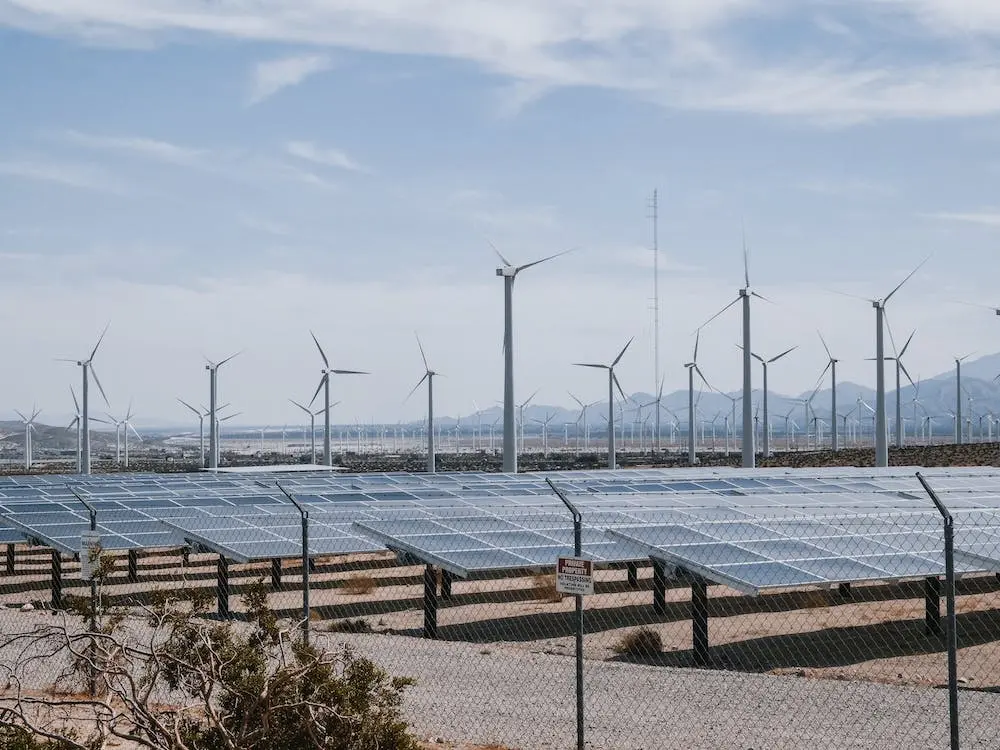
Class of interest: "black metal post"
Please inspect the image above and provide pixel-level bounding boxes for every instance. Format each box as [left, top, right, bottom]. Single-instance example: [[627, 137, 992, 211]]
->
[[271, 558, 282, 588], [217, 555, 230, 620], [547, 479, 584, 750], [838, 582, 852, 599], [692, 578, 710, 666], [924, 576, 942, 636], [50, 550, 62, 610], [127, 550, 139, 584], [916, 473, 960, 750], [277, 484, 311, 645], [652, 561, 667, 615], [423, 564, 438, 639], [627, 562, 639, 588], [181, 547, 190, 566], [6, 543, 14, 575], [440, 569, 453, 600]]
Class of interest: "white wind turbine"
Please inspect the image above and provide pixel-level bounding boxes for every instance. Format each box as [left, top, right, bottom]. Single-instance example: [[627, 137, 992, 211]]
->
[[532, 412, 556, 456], [14, 407, 41, 470], [105, 413, 122, 465], [954, 352, 974, 444], [290, 398, 328, 465], [700, 234, 768, 468], [574, 338, 633, 470], [569, 392, 599, 452], [885, 327, 916, 448], [493, 241, 573, 473], [834, 257, 928, 466], [308, 332, 368, 467], [515, 389, 539, 456], [67, 387, 84, 472], [177, 398, 209, 467], [816, 331, 840, 451], [683, 331, 712, 466], [121, 402, 141, 468], [405, 332, 440, 474], [58, 323, 111, 475], [205, 351, 240, 470], [742, 344, 796, 458]]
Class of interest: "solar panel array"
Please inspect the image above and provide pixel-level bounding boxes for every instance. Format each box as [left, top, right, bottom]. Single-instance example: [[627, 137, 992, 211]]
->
[[2, 467, 1000, 594]]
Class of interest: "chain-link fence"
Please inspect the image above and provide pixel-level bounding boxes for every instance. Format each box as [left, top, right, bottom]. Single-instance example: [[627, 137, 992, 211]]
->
[[0, 486, 999, 749]]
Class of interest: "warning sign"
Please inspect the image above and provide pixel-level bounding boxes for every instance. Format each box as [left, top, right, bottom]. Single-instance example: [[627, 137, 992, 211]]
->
[[80, 531, 101, 580], [556, 556, 594, 596]]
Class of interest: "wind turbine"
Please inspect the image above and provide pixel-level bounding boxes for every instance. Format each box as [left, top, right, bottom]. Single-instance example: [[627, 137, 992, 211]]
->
[[493, 241, 572, 473], [105, 413, 122, 466], [14, 408, 41, 470], [532, 412, 556, 456], [835, 258, 928, 466], [515, 389, 539, 456], [954, 352, 974, 444], [67, 387, 83, 472], [121, 402, 141, 468], [405, 332, 440, 474], [289, 398, 327, 464], [308, 332, 368, 467], [742, 344, 796, 458], [205, 351, 240, 470], [816, 331, 840, 451], [573, 337, 633, 470], [700, 233, 768, 468], [177, 398, 207, 467], [683, 331, 712, 466], [886, 327, 916, 448], [569, 392, 599, 452], [58, 323, 111, 475]]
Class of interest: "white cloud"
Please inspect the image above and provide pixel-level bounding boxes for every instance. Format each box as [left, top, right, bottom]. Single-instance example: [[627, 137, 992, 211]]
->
[[248, 53, 331, 104], [0, 158, 127, 194], [62, 130, 206, 166], [284, 140, 366, 172], [799, 179, 896, 198], [924, 210, 1000, 227]]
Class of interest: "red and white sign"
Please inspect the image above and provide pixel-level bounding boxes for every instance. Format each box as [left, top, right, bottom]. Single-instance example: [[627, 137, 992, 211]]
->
[[556, 556, 594, 596]]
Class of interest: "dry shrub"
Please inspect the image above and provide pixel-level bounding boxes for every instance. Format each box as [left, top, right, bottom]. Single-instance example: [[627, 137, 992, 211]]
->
[[612, 627, 663, 657], [532, 574, 565, 603], [327, 618, 372, 634], [803, 589, 830, 609], [343, 574, 377, 595]]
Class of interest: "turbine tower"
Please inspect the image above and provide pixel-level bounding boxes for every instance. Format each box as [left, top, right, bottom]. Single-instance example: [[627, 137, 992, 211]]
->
[[955, 353, 973, 445], [58, 323, 111, 475], [683, 330, 712, 466], [308, 332, 368, 467], [405, 332, 440, 474], [67, 387, 83, 472], [816, 331, 839, 451], [887, 328, 916, 448], [493, 242, 572, 473], [744, 345, 796, 458], [573, 337, 633, 470], [205, 352, 239, 470], [649, 189, 662, 452]]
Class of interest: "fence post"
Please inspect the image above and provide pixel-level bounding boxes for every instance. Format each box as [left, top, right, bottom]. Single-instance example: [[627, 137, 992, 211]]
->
[[277, 483, 311, 645], [547, 479, 584, 750], [916, 473, 959, 750]]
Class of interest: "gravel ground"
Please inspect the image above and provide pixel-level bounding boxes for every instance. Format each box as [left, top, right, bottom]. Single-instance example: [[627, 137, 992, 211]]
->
[[328, 632, 1000, 750]]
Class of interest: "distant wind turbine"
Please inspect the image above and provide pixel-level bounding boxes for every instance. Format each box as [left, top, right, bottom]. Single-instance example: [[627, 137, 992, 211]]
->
[[308, 331, 368, 467], [742, 345, 796, 458], [14, 407, 41, 470], [684, 331, 712, 466], [405, 332, 440, 474], [57, 323, 111, 475], [493, 241, 573, 473], [574, 338, 633, 470], [954, 352, 974, 445], [177, 398, 208, 467], [816, 331, 839, 451], [289, 398, 328, 465], [67, 387, 83, 472], [205, 351, 240, 470]]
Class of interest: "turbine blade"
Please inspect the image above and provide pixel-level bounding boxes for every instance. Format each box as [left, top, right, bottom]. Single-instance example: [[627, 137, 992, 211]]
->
[[90, 366, 111, 407], [13, 410, 27, 422], [884, 255, 931, 303], [573, 363, 608, 369], [128, 423, 143, 441], [769, 346, 797, 363], [750, 291, 771, 303], [404, 372, 429, 403], [515, 247, 574, 274], [289, 399, 310, 415], [308, 375, 326, 408], [817, 361, 832, 382], [693, 329, 701, 362], [89, 321, 110, 362], [70, 385, 80, 413], [898, 361, 916, 388], [523, 389, 539, 407], [899, 330, 916, 358], [487, 238, 512, 267], [331, 369, 369, 375], [568, 392, 584, 409], [817, 329, 833, 360], [612, 337, 634, 366], [826, 287, 873, 303], [309, 330, 330, 369], [177, 398, 200, 416], [742, 225, 750, 288], [884, 308, 898, 356], [67, 417, 79, 430], [415, 331, 430, 371], [694, 365, 714, 392], [697, 297, 740, 331], [612, 372, 627, 402], [217, 350, 241, 368]]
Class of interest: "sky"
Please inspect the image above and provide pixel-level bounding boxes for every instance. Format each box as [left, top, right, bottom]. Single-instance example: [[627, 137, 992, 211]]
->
[[3, 0, 1000, 428]]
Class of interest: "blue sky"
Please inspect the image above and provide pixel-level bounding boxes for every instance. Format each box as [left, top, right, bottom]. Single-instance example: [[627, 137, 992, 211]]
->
[[2, 1, 1000, 427]]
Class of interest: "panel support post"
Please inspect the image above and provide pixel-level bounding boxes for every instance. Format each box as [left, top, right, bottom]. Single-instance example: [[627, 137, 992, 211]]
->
[[181, 547, 189, 566], [423, 564, 438, 639], [924, 575, 942, 636], [440, 569, 453, 600], [217, 555, 230, 620], [6, 544, 14, 575], [627, 562, 639, 588], [127, 550, 139, 584], [652, 560, 666, 616], [270, 558, 282, 588], [838, 582, 852, 599], [692, 578, 710, 666], [51, 550, 63, 611]]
